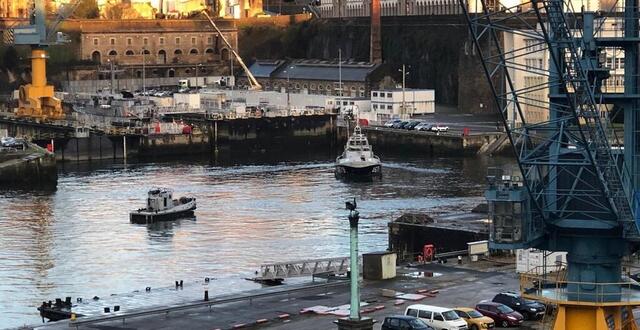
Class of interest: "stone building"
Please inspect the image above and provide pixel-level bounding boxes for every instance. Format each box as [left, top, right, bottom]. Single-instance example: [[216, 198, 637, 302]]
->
[[239, 59, 385, 97], [0, 0, 30, 18], [78, 19, 237, 79]]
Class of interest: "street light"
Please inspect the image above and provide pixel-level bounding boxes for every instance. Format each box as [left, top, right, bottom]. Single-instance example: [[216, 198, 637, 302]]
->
[[142, 47, 146, 98], [194, 63, 203, 90], [398, 65, 410, 119], [283, 66, 294, 113]]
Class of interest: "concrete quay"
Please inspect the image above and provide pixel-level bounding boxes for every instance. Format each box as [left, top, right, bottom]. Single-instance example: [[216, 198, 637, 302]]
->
[[0, 143, 57, 188], [34, 260, 544, 330]]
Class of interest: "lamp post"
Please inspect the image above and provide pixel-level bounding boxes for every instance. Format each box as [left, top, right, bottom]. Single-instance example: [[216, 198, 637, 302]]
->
[[398, 65, 410, 119], [283, 66, 294, 114], [336, 199, 373, 330], [194, 63, 202, 89], [142, 47, 146, 99]]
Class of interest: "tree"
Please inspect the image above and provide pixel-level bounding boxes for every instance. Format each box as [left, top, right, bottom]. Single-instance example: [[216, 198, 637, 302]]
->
[[73, 0, 100, 19], [2, 47, 19, 71]]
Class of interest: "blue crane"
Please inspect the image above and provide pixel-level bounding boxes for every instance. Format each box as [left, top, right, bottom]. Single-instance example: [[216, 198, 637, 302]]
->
[[459, 0, 640, 328]]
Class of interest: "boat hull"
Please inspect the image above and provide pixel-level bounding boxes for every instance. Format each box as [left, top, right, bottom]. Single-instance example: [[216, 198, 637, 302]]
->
[[335, 164, 382, 177], [130, 201, 196, 224]]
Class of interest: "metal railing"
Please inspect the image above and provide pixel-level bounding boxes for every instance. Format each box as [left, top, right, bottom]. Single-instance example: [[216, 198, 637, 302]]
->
[[67, 281, 347, 328], [520, 273, 640, 304]]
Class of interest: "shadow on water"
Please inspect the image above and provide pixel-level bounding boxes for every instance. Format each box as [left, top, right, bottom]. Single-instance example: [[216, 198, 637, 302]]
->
[[141, 217, 197, 242]]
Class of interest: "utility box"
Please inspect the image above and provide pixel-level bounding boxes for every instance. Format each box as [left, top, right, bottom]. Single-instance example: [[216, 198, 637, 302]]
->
[[363, 251, 397, 280]]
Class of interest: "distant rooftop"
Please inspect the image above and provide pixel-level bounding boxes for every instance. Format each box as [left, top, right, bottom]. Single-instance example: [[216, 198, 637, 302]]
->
[[244, 59, 381, 82], [73, 19, 236, 33]]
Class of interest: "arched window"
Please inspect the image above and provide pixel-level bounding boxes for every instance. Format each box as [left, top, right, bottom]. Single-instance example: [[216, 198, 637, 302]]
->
[[168, 69, 175, 77], [221, 48, 230, 61], [174, 49, 183, 55], [189, 48, 199, 55], [125, 50, 134, 56], [185, 69, 191, 74], [136, 70, 142, 78], [91, 51, 101, 63], [158, 50, 167, 64], [108, 50, 117, 56], [142, 49, 151, 55], [205, 48, 214, 54]]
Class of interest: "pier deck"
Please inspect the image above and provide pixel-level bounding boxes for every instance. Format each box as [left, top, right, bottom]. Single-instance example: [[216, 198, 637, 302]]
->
[[34, 261, 537, 330]]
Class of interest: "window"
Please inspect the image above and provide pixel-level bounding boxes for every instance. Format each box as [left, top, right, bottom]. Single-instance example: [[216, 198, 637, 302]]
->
[[407, 309, 418, 317], [207, 36, 213, 44], [372, 92, 378, 97], [454, 310, 468, 318], [159, 37, 165, 45], [127, 38, 132, 46], [142, 49, 151, 55], [310, 84, 316, 90], [174, 49, 183, 55], [433, 313, 444, 321], [93, 38, 98, 46], [191, 37, 196, 45], [387, 93, 392, 98], [373, 104, 378, 110], [175, 37, 181, 45], [524, 38, 542, 52], [418, 310, 432, 319], [388, 318, 400, 327], [110, 38, 115, 45], [108, 50, 117, 56], [189, 49, 198, 55], [387, 105, 392, 110], [143, 38, 148, 45], [525, 58, 544, 70], [125, 50, 134, 56]]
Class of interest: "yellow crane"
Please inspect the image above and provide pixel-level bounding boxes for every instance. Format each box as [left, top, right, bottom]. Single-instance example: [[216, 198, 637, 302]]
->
[[10, 0, 81, 121]]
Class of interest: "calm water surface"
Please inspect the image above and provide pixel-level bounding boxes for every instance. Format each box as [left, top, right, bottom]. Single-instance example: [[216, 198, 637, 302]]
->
[[0, 152, 503, 328]]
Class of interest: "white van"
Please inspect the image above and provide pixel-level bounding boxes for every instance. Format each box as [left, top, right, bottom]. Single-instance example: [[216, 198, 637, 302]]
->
[[405, 304, 468, 330]]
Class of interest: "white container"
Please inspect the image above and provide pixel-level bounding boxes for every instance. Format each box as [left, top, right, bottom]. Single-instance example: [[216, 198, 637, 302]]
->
[[516, 249, 566, 275]]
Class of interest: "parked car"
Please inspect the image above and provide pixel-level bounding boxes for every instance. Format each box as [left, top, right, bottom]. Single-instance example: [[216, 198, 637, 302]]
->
[[415, 123, 434, 131], [431, 124, 450, 132], [475, 302, 523, 328], [1, 137, 25, 149], [382, 315, 434, 330], [393, 121, 410, 129], [492, 292, 546, 320], [406, 304, 469, 330], [454, 307, 495, 330], [384, 119, 402, 127], [405, 121, 423, 130]]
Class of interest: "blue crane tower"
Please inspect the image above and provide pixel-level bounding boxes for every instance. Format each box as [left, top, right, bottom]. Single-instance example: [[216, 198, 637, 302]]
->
[[459, 0, 640, 328]]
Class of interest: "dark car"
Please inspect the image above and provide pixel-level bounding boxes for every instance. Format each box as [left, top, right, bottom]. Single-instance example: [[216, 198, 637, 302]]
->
[[382, 315, 434, 330], [405, 121, 422, 130], [475, 302, 523, 328], [393, 121, 410, 129], [492, 292, 546, 320]]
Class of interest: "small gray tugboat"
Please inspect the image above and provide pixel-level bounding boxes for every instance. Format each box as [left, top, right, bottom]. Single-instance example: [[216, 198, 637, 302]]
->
[[130, 188, 196, 224], [335, 125, 382, 177]]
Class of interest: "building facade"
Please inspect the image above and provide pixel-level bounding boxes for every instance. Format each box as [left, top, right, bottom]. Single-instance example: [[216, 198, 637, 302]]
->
[[0, 0, 30, 18], [370, 88, 435, 120], [79, 19, 237, 79]]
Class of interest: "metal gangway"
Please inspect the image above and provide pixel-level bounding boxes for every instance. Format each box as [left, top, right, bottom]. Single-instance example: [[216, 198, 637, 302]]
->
[[257, 256, 357, 280]]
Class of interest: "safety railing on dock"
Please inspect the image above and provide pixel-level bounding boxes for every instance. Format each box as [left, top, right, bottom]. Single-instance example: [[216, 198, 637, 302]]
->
[[67, 281, 347, 328], [520, 273, 640, 305]]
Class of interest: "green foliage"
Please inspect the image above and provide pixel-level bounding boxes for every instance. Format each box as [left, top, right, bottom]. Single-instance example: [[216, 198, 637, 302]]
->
[[73, 0, 100, 19], [2, 47, 19, 70]]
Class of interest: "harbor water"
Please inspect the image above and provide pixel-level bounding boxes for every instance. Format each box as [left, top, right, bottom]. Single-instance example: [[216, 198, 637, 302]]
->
[[0, 151, 503, 328]]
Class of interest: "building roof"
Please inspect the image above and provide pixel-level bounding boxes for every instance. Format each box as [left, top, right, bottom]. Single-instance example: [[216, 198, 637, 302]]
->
[[244, 59, 380, 82], [70, 19, 236, 33], [245, 60, 286, 78]]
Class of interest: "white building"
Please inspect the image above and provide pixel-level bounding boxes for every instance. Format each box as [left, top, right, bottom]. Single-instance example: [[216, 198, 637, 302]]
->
[[370, 88, 435, 121], [516, 249, 567, 275]]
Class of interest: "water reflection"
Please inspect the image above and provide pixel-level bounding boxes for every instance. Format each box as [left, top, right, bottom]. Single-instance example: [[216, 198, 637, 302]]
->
[[143, 217, 197, 242]]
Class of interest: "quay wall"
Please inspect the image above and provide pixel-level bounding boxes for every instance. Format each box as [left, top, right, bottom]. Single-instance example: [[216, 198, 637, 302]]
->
[[20, 114, 338, 161], [0, 152, 57, 188], [361, 127, 502, 155], [388, 221, 489, 262]]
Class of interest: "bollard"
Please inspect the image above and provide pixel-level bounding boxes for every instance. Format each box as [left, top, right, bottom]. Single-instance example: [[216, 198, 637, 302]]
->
[[65, 297, 72, 305], [70, 313, 76, 321], [205, 277, 210, 283], [175, 281, 179, 288], [204, 290, 209, 301], [179, 280, 183, 287], [77, 298, 82, 303], [145, 287, 151, 292], [114, 305, 120, 312]]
